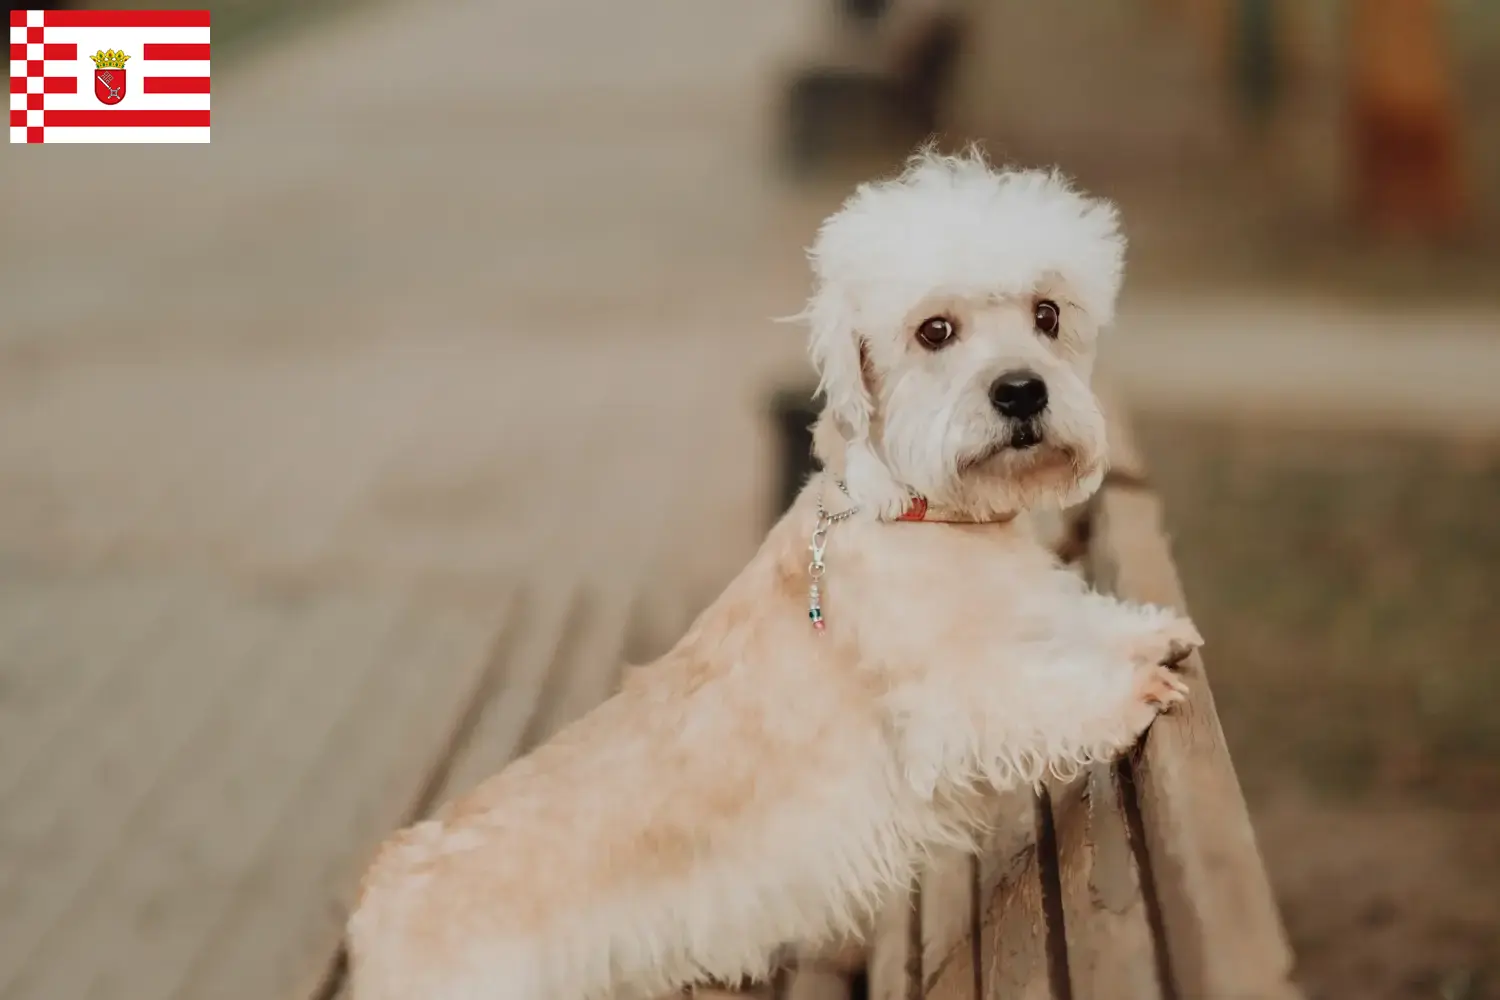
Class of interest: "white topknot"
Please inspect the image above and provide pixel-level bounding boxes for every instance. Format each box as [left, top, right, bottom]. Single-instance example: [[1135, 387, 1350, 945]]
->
[[806, 147, 1127, 330]]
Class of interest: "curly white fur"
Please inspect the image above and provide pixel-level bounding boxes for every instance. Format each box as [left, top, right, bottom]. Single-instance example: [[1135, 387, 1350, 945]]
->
[[345, 147, 1199, 1000]]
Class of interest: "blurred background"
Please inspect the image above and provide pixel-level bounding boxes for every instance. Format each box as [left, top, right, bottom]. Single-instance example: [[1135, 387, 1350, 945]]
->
[[2, 0, 1498, 998]]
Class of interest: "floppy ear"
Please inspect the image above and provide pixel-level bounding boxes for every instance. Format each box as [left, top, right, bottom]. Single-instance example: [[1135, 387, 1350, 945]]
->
[[804, 284, 872, 443]]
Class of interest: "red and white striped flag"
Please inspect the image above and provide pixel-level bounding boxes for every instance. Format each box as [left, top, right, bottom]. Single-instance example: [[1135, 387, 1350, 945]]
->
[[9, 8, 210, 143]]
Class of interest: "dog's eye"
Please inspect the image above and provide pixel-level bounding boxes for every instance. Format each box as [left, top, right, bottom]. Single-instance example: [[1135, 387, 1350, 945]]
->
[[915, 316, 956, 350], [1034, 300, 1061, 338]]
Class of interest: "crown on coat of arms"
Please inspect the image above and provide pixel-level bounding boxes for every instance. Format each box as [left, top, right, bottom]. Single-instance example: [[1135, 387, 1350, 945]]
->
[[90, 49, 131, 69]]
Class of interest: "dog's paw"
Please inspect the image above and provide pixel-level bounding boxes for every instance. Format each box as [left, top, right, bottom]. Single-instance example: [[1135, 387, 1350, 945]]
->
[[1126, 663, 1191, 734], [1128, 616, 1203, 672]]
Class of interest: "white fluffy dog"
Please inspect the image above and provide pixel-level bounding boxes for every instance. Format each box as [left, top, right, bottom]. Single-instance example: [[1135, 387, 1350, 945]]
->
[[346, 149, 1201, 1000]]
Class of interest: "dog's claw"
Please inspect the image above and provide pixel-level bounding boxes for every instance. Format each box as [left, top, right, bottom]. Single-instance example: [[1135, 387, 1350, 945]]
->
[[1137, 664, 1190, 712]]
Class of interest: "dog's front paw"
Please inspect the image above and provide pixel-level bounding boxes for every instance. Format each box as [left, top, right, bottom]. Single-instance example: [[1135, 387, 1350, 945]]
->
[[1126, 663, 1191, 735], [1129, 615, 1203, 672]]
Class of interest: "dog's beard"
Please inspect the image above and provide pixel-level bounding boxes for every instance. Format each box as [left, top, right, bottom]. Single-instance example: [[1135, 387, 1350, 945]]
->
[[957, 421, 1069, 474], [953, 423, 1098, 510]]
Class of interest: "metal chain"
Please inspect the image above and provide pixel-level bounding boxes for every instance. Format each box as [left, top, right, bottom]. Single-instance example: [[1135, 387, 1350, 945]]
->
[[808, 478, 858, 631]]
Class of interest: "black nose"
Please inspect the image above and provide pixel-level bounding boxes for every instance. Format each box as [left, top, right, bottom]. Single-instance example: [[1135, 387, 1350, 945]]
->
[[990, 371, 1048, 420]]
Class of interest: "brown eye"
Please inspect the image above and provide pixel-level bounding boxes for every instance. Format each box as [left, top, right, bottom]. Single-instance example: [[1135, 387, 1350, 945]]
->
[[915, 316, 956, 350], [1034, 299, 1061, 337]]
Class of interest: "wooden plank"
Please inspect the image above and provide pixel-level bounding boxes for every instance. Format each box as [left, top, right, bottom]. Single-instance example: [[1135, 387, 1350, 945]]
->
[[921, 794, 1052, 1000], [785, 961, 853, 1000], [0, 575, 179, 794], [299, 579, 578, 1000], [431, 567, 644, 809], [422, 578, 580, 806], [917, 789, 1033, 1000], [868, 882, 922, 1000], [0, 578, 296, 999], [170, 600, 500, 1000], [919, 844, 977, 996], [1086, 401, 1300, 1000], [1048, 767, 1164, 1000], [975, 840, 1052, 1000]]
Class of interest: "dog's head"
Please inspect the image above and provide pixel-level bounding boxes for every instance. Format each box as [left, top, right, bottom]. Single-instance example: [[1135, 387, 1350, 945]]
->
[[800, 148, 1125, 520]]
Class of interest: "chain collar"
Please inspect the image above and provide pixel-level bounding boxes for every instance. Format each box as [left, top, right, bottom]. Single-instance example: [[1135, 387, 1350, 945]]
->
[[806, 480, 857, 632]]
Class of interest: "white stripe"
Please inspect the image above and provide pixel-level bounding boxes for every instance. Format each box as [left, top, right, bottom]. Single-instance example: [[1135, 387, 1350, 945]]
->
[[9, 91, 26, 111], [9, 26, 25, 44], [10, 60, 25, 78], [37, 25, 211, 50], [26, 9, 41, 29], [36, 126, 210, 143], [45, 87, 211, 112], [9, 125, 25, 143], [135, 60, 211, 78]]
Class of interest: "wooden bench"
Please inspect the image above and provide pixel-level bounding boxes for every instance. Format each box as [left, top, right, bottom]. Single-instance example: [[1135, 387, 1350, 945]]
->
[[765, 391, 1302, 1000]]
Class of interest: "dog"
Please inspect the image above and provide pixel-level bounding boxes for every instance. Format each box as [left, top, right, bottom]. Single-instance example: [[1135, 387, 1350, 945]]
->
[[346, 148, 1201, 1000]]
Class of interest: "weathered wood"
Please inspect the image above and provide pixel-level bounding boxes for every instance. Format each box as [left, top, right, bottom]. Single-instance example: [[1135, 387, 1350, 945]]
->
[[918, 795, 1052, 1000], [1049, 767, 1164, 1000], [0, 576, 499, 1000], [294, 581, 579, 1000], [422, 578, 584, 806], [868, 882, 923, 1000], [976, 838, 1053, 1000], [785, 960, 854, 1000], [913, 788, 1035, 1000], [1086, 407, 1300, 1000], [174, 600, 502, 1000]]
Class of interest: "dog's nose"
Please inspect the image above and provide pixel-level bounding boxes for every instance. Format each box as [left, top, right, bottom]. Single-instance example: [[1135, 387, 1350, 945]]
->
[[990, 371, 1048, 420]]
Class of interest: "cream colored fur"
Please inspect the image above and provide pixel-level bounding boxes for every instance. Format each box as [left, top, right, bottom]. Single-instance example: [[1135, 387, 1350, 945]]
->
[[346, 149, 1201, 1000]]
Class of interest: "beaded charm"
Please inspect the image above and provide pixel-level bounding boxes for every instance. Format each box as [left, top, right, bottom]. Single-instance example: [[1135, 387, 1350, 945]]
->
[[807, 480, 858, 631], [808, 513, 829, 631]]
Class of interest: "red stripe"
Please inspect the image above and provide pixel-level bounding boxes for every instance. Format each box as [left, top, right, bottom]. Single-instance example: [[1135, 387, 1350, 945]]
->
[[43, 76, 77, 94], [45, 109, 210, 127], [144, 75, 210, 94], [142, 43, 211, 61], [43, 43, 78, 61], [8, 43, 22, 62], [9, 109, 24, 128], [8, 10, 24, 28], [44, 10, 211, 28], [8, 76, 23, 94]]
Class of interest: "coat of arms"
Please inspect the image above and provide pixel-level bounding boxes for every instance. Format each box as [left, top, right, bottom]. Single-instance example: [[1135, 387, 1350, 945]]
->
[[91, 49, 130, 106]]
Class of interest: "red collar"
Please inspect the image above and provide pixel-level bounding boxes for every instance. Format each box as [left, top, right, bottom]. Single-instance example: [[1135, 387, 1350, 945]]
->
[[824, 479, 1016, 525], [896, 494, 1018, 524], [896, 496, 932, 521]]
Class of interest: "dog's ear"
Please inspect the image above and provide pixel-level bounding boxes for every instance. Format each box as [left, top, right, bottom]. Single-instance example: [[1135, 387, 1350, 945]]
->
[[804, 285, 872, 443]]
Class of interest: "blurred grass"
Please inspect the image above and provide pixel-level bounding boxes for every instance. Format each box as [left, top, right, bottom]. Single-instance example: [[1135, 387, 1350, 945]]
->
[[1141, 416, 1500, 803]]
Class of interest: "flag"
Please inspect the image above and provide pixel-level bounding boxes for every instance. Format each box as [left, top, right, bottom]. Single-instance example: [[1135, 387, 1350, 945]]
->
[[9, 8, 210, 144]]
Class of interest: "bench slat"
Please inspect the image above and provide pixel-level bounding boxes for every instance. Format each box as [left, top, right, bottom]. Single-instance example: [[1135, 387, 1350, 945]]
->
[[1049, 766, 1164, 999], [1086, 400, 1300, 1000], [868, 883, 922, 1000], [975, 835, 1052, 1000]]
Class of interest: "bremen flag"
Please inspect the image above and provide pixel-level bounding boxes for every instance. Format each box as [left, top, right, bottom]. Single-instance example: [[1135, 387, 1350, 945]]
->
[[9, 9, 210, 143]]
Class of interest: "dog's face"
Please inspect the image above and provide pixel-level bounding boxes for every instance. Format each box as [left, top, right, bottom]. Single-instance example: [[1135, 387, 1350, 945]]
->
[[802, 151, 1125, 519]]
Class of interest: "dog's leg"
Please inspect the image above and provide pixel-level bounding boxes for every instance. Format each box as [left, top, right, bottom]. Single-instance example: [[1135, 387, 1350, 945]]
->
[[888, 597, 1200, 800]]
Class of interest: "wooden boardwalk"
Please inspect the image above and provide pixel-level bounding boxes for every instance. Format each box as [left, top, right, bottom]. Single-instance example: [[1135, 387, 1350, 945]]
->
[[0, 1, 825, 998]]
